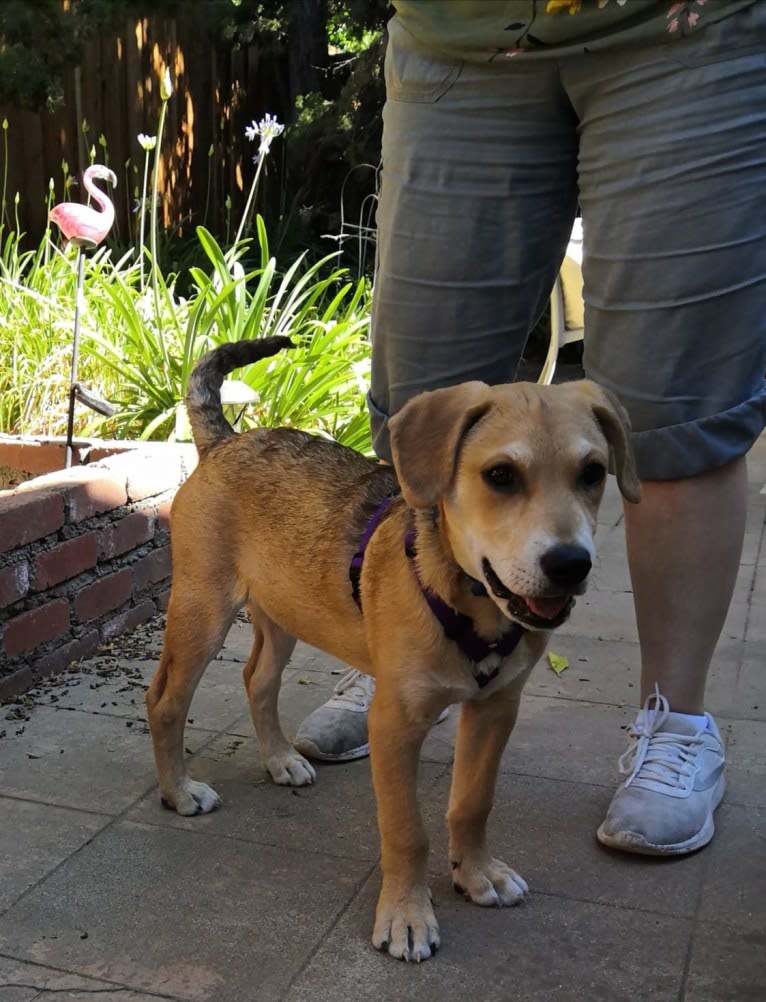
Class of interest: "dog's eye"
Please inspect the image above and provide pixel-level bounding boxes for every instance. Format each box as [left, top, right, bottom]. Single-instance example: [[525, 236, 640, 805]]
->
[[580, 461, 607, 489], [483, 464, 519, 492]]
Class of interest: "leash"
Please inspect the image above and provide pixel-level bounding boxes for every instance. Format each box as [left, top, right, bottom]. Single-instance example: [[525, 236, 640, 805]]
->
[[349, 495, 525, 688]]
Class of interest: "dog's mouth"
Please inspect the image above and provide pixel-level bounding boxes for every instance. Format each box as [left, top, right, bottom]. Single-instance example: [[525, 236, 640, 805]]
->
[[481, 558, 575, 630]]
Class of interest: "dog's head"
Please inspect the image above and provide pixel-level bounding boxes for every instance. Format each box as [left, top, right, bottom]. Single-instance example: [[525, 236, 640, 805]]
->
[[389, 379, 641, 631]]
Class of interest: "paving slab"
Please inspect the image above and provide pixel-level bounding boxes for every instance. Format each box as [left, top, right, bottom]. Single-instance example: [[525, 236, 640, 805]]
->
[[0, 799, 109, 912], [283, 868, 693, 1002], [0, 705, 209, 815], [419, 771, 710, 918], [127, 737, 448, 865], [0, 956, 166, 1001], [0, 819, 373, 1002]]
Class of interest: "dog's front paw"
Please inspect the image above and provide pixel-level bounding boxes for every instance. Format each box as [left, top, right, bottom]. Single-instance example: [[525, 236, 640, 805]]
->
[[372, 885, 440, 962], [161, 779, 222, 816], [451, 854, 528, 907], [266, 749, 316, 787]]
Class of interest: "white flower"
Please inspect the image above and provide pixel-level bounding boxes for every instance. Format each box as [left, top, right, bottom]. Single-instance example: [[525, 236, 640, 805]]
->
[[160, 67, 173, 101], [138, 133, 157, 151], [244, 113, 285, 159]]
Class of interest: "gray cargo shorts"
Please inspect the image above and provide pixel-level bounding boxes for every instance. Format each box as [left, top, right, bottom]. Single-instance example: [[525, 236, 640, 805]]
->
[[369, 7, 766, 480]]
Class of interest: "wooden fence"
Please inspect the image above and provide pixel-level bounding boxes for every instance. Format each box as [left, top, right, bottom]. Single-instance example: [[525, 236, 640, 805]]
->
[[0, 11, 302, 246]]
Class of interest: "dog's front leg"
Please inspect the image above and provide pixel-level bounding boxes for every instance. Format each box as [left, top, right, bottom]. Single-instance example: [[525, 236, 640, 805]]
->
[[446, 684, 529, 907], [368, 689, 440, 963]]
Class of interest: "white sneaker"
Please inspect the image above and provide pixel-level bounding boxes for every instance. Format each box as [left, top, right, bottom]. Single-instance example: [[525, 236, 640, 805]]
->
[[294, 669, 448, 763], [597, 687, 726, 856]]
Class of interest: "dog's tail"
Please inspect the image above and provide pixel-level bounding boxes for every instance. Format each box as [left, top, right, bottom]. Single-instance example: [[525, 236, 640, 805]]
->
[[185, 336, 294, 457]]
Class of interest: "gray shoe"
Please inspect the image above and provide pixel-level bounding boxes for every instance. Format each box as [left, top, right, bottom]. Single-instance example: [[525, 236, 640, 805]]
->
[[597, 687, 726, 856], [294, 669, 448, 763]]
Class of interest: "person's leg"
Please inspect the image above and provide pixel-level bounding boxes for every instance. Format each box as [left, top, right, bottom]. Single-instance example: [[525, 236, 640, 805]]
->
[[368, 17, 578, 462], [625, 459, 747, 714], [295, 17, 579, 761], [564, 7, 766, 853]]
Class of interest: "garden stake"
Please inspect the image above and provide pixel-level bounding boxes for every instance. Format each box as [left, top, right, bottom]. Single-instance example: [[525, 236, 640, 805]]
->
[[49, 164, 118, 467]]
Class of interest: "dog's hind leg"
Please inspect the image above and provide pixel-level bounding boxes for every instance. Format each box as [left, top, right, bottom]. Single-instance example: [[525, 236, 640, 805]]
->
[[243, 604, 316, 787], [146, 589, 237, 815]]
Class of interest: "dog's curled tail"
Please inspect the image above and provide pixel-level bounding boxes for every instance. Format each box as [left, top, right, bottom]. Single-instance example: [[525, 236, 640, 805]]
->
[[185, 336, 294, 457]]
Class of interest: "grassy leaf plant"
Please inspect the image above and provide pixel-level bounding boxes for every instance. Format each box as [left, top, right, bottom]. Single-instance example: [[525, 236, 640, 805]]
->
[[1, 99, 374, 454]]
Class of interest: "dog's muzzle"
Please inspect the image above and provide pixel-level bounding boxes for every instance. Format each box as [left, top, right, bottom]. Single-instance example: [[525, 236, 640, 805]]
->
[[482, 557, 579, 630], [539, 543, 592, 591]]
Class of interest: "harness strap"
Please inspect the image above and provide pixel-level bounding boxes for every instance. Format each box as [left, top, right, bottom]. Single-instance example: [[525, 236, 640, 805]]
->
[[349, 494, 398, 608], [404, 530, 525, 685], [349, 497, 525, 686]]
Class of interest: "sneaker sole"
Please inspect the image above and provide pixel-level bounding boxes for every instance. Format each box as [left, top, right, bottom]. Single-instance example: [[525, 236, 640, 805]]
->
[[294, 740, 370, 763], [293, 708, 450, 764], [596, 774, 726, 857]]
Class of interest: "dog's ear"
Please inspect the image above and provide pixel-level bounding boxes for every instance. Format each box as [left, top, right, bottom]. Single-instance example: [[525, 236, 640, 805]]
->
[[576, 380, 641, 504], [389, 381, 493, 509]]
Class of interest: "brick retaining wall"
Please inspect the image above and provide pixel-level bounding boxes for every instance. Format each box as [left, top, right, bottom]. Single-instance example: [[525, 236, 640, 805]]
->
[[0, 441, 198, 700]]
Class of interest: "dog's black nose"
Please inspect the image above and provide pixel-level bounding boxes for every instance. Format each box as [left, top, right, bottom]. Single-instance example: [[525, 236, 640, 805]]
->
[[540, 544, 592, 589]]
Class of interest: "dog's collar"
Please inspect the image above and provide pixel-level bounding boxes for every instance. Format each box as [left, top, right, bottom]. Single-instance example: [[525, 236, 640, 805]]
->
[[403, 529, 525, 685], [349, 495, 525, 687]]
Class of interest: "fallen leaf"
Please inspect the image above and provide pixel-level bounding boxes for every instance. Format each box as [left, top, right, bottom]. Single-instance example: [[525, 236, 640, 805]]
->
[[547, 651, 569, 675]]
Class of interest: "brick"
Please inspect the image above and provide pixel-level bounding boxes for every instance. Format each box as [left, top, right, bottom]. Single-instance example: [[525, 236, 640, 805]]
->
[[100, 511, 155, 559], [33, 532, 99, 590], [0, 490, 65, 552], [0, 665, 38, 702], [101, 598, 157, 642], [156, 587, 172, 612], [33, 629, 101, 680], [127, 456, 183, 502], [3, 599, 70, 657], [156, 497, 174, 532], [132, 546, 172, 592], [0, 439, 67, 477], [10, 468, 128, 524], [97, 445, 197, 503], [0, 562, 30, 608], [74, 568, 133, 623], [83, 442, 140, 464], [66, 475, 128, 523]]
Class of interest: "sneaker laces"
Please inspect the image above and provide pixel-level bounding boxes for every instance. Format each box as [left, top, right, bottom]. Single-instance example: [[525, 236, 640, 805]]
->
[[330, 669, 375, 710], [619, 686, 704, 791]]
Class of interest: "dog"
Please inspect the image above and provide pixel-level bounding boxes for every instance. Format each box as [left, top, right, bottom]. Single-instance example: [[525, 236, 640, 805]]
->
[[146, 336, 640, 962]]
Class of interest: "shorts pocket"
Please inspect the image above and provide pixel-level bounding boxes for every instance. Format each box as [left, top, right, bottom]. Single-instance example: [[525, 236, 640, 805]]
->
[[385, 16, 463, 103]]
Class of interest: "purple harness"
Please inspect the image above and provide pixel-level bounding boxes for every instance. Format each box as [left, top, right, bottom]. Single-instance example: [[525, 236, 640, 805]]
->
[[349, 495, 525, 688]]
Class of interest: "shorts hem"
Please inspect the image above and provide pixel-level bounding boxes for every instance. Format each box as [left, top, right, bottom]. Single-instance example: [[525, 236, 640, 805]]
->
[[629, 388, 766, 481]]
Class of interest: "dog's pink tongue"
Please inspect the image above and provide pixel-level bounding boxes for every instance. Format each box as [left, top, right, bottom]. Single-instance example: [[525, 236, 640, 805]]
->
[[525, 595, 570, 621]]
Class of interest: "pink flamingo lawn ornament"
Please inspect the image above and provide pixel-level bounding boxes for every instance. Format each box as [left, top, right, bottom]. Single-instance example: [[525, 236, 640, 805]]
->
[[49, 164, 118, 467], [49, 163, 117, 249]]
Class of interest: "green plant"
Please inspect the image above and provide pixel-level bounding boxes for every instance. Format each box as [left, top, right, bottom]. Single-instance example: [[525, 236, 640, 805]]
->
[[86, 218, 372, 450], [1, 99, 374, 454], [0, 236, 115, 436]]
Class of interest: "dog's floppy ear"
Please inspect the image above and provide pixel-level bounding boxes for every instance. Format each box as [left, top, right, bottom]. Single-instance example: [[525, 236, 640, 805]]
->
[[576, 380, 641, 504], [389, 381, 493, 509]]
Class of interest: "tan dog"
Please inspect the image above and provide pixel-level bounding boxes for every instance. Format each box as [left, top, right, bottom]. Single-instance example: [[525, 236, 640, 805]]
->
[[146, 337, 640, 962]]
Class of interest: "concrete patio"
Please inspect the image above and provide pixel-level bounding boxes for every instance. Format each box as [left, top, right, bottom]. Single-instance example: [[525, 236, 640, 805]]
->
[[1, 436, 765, 1001]]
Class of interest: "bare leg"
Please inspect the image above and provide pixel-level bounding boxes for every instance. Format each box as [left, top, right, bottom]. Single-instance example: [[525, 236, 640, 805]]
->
[[597, 459, 741, 854], [624, 457, 747, 713]]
